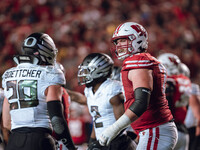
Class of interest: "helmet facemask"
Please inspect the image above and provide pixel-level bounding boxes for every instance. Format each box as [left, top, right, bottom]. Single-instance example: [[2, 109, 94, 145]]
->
[[78, 65, 96, 85], [178, 63, 190, 77], [111, 36, 134, 60]]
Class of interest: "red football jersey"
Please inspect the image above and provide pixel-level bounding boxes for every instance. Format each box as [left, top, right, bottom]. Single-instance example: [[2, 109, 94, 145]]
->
[[68, 117, 90, 145], [167, 74, 191, 124], [62, 88, 70, 123], [121, 53, 173, 132]]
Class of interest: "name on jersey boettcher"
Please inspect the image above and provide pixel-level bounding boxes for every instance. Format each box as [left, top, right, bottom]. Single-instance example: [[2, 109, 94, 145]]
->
[[4, 69, 42, 79]]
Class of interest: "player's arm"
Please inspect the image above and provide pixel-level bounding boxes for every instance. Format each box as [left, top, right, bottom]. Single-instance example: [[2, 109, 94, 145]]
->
[[67, 89, 87, 105], [2, 97, 11, 144], [46, 85, 76, 150], [2, 97, 11, 130], [88, 124, 96, 144], [87, 124, 103, 150], [195, 118, 200, 136], [99, 68, 152, 146], [126, 68, 152, 121], [110, 93, 125, 120], [1, 120, 10, 145], [90, 124, 96, 140]]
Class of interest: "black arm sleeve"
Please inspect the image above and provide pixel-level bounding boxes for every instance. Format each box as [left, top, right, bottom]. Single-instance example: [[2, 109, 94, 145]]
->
[[129, 87, 151, 117], [47, 100, 76, 150]]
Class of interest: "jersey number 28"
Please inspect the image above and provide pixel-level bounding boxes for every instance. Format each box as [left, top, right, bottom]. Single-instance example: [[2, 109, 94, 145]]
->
[[6, 80, 39, 109]]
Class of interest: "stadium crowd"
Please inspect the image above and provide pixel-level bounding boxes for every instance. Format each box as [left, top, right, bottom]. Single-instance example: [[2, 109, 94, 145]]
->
[[0, 0, 200, 92], [0, 0, 200, 150]]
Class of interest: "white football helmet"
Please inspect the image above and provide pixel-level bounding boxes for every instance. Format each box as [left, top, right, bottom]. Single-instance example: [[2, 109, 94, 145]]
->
[[111, 22, 148, 60], [78, 53, 114, 87], [22, 33, 58, 65], [178, 63, 190, 78], [157, 53, 181, 76]]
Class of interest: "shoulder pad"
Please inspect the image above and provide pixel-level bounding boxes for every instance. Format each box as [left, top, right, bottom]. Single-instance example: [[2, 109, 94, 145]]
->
[[105, 79, 122, 95], [45, 66, 66, 86], [123, 53, 154, 71]]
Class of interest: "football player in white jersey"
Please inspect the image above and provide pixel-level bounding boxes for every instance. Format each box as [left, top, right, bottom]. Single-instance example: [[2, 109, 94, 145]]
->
[[77, 53, 136, 150], [2, 33, 76, 150]]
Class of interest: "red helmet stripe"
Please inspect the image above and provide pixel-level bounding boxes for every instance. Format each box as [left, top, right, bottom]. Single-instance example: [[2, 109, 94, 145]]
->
[[131, 25, 146, 37], [168, 56, 179, 66], [131, 25, 141, 33], [115, 23, 123, 35]]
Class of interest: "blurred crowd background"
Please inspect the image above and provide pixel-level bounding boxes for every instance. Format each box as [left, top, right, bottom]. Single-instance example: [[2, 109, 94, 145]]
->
[[0, 0, 200, 92], [0, 0, 200, 148]]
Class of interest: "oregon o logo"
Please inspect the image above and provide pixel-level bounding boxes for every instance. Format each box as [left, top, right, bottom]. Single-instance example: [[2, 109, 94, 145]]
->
[[24, 37, 37, 47]]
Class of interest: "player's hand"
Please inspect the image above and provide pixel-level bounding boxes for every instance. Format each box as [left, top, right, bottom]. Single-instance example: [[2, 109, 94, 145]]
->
[[87, 140, 102, 150], [98, 125, 118, 146], [99, 114, 131, 146]]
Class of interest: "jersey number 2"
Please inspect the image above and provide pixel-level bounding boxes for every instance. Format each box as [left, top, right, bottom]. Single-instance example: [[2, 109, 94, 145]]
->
[[91, 106, 103, 128]]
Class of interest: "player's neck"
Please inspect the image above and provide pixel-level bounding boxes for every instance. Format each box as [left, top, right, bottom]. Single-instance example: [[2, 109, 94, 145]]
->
[[92, 83, 102, 94]]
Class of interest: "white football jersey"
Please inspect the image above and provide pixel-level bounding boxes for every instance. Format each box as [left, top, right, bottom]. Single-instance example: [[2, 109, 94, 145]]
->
[[84, 78, 122, 140], [2, 63, 66, 130], [0, 88, 4, 114], [184, 83, 200, 128]]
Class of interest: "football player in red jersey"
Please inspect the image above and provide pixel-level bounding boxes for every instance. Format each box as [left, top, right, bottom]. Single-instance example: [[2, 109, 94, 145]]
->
[[158, 53, 191, 150], [98, 22, 178, 150], [179, 63, 200, 150]]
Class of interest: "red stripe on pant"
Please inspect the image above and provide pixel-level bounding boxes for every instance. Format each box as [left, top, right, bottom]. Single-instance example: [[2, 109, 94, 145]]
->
[[153, 127, 159, 150], [60, 144, 62, 150], [147, 127, 159, 150], [147, 128, 153, 150]]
